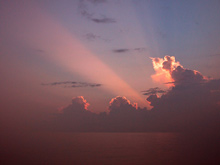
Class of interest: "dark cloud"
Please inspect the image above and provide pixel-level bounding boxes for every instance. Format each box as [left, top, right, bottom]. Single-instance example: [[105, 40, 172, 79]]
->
[[171, 66, 205, 85], [86, 0, 107, 5], [147, 78, 220, 130], [113, 47, 146, 53], [142, 87, 166, 96], [62, 96, 90, 112], [109, 96, 137, 112], [113, 49, 130, 53], [42, 81, 102, 88], [51, 96, 99, 131], [148, 56, 220, 131], [47, 96, 150, 132], [79, 0, 116, 24], [91, 17, 116, 23]]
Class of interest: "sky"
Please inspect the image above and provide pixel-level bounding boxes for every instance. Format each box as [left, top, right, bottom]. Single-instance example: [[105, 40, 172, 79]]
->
[[0, 0, 220, 133]]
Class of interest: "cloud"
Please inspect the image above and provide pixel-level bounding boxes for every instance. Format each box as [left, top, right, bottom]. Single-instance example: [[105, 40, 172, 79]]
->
[[86, 0, 107, 4], [134, 47, 146, 52], [113, 48, 146, 53], [141, 87, 166, 96], [171, 65, 206, 85], [85, 33, 100, 41], [85, 33, 110, 42], [109, 96, 138, 112], [147, 55, 220, 131], [91, 17, 116, 23], [61, 96, 90, 112], [51, 96, 99, 131], [113, 49, 130, 53], [45, 56, 219, 133], [41, 81, 102, 88], [48, 96, 150, 132], [150, 55, 208, 86], [79, 0, 116, 24]]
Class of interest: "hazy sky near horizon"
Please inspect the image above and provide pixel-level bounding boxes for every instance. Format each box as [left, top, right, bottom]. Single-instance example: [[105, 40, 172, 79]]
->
[[1, 0, 220, 118]]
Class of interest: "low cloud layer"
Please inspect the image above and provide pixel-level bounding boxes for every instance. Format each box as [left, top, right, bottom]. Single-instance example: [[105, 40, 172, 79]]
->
[[42, 81, 102, 88], [46, 55, 220, 132]]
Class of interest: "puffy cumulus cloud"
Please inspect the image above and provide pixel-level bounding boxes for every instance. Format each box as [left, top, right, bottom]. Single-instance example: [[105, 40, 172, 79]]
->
[[49, 96, 98, 132], [147, 56, 220, 131], [171, 66, 206, 85], [109, 96, 137, 112], [150, 55, 207, 86], [48, 96, 150, 132], [58, 96, 90, 115], [107, 96, 150, 132]]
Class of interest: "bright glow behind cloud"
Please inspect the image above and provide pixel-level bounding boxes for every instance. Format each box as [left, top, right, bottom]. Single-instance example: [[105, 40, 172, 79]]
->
[[150, 56, 181, 86]]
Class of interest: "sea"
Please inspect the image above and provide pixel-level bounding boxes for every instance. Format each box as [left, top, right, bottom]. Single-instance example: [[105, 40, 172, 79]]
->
[[1, 132, 219, 165]]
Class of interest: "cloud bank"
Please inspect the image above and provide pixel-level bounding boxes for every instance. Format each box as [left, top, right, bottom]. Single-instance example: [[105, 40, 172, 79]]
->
[[47, 56, 219, 133]]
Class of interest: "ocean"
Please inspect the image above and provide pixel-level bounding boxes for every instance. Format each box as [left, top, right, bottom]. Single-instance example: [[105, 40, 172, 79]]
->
[[1, 132, 219, 164]]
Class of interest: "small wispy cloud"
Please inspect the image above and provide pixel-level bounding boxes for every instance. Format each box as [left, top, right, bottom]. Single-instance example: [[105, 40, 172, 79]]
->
[[91, 17, 116, 23], [42, 81, 102, 88], [79, 0, 116, 24], [113, 49, 130, 53], [85, 33, 110, 42], [113, 47, 146, 53], [86, 0, 107, 5], [141, 87, 166, 96]]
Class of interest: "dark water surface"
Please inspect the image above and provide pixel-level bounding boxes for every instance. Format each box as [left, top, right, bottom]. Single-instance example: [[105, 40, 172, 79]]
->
[[1, 132, 219, 164]]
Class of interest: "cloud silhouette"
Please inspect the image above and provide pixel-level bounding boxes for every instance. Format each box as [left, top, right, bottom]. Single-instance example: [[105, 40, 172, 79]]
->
[[42, 81, 102, 88], [147, 55, 220, 131], [51, 96, 99, 131], [62, 96, 90, 112], [171, 65, 206, 85], [109, 96, 137, 112], [46, 56, 219, 133]]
